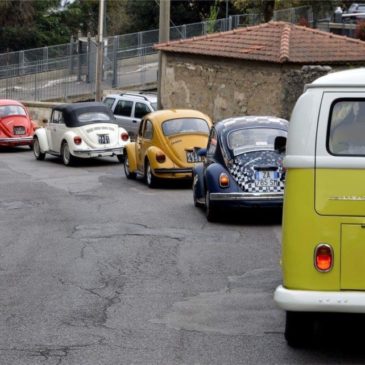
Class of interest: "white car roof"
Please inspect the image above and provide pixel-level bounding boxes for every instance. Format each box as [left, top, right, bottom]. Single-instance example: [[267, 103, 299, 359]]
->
[[104, 93, 157, 103]]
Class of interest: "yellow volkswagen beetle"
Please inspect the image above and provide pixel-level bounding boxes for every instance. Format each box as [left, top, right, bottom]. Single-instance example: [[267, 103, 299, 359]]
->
[[123, 109, 212, 187]]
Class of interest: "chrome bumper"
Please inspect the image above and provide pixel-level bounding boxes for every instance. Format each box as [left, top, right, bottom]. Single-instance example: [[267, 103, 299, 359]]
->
[[154, 168, 193, 174], [73, 147, 124, 157], [0, 136, 33, 143], [209, 192, 283, 201], [274, 285, 365, 313]]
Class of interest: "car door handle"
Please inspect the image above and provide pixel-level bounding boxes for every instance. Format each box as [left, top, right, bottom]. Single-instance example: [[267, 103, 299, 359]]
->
[[133, 120, 137, 123]]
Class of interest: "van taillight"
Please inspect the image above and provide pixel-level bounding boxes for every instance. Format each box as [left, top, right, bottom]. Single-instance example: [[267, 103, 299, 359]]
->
[[314, 244, 333, 272], [121, 132, 129, 141]]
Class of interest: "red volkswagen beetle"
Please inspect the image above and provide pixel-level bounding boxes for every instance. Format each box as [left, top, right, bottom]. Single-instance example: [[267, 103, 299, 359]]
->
[[0, 99, 36, 148]]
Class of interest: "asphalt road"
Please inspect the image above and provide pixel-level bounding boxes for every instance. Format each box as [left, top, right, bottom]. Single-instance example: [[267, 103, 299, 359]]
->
[[1, 147, 365, 365]]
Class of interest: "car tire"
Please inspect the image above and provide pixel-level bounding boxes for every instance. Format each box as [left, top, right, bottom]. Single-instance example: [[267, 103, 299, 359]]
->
[[117, 154, 124, 163], [193, 176, 203, 207], [285, 311, 315, 348], [33, 137, 45, 160], [124, 153, 136, 179], [61, 141, 76, 166], [205, 190, 218, 222], [145, 159, 158, 188]]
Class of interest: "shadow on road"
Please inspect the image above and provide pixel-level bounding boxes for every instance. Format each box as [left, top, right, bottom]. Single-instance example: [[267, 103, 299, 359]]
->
[[0, 146, 31, 153], [291, 313, 365, 362]]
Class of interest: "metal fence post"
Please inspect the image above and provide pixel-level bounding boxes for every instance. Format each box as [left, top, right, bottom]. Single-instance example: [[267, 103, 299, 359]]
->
[[77, 40, 82, 82], [138, 32, 143, 57], [69, 36, 74, 73], [43, 47, 48, 72], [86, 33, 91, 83], [182, 24, 186, 39], [19, 51, 25, 76], [228, 16, 232, 30], [112, 36, 118, 88]]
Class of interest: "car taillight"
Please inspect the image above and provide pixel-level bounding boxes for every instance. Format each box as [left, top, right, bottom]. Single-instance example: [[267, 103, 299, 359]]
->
[[121, 132, 129, 141], [219, 173, 229, 188], [156, 151, 166, 163], [314, 244, 333, 272], [74, 136, 82, 145]]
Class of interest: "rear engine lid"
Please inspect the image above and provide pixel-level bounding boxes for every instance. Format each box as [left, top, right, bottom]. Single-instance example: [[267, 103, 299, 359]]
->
[[228, 150, 285, 193], [0, 115, 30, 136], [80, 123, 119, 147], [341, 224, 365, 290]]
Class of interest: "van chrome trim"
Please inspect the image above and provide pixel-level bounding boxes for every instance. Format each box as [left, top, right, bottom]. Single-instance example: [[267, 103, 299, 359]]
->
[[329, 196, 365, 201]]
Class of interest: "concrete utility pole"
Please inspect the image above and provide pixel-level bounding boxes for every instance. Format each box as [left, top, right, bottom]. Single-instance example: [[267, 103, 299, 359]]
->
[[95, 0, 105, 101], [158, 0, 170, 109]]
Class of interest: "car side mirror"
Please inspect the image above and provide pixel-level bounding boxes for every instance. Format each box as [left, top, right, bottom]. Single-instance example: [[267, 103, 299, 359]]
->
[[274, 136, 286, 153], [42, 118, 49, 125], [197, 148, 207, 157]]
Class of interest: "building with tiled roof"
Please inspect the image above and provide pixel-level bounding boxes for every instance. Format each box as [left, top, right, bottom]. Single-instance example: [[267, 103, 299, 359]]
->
[[154, 21, 365, 120]]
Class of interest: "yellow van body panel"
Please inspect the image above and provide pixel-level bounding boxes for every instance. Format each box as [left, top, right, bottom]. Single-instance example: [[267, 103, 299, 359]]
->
[[282, 168, 365, 291], [315, 169, 365, 216]]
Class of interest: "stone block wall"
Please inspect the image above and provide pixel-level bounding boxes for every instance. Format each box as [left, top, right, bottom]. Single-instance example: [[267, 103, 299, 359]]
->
[[160, 54, 286, 122], [160, 54, 362, 122]]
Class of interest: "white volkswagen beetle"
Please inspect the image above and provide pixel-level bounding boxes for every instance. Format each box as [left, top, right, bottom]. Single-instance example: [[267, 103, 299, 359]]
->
[[33, 102, 130, 166]]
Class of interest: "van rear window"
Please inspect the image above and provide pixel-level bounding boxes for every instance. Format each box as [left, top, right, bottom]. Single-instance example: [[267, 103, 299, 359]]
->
[[329, 100, 365, 155]]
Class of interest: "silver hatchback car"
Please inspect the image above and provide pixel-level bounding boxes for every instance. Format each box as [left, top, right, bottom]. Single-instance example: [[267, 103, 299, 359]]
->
[[103, 92, 158, 139]]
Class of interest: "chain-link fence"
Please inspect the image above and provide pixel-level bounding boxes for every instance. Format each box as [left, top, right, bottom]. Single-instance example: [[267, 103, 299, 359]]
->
[[0, 7, 314, 102]]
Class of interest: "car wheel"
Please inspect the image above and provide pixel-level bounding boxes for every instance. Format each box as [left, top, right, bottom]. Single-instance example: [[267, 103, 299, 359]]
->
[[33, 137, 45, 160], [145, 160, 158, 188], [117, 154, 124, 163], [61, 141, 76, 166], [205, 190, 218, 222], [124, 153, 136, 179], [285, 311, 315, 348]]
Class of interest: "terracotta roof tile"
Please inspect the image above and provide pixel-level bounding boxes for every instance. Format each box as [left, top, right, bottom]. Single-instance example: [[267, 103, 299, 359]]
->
[[154, 21, 365, 64]]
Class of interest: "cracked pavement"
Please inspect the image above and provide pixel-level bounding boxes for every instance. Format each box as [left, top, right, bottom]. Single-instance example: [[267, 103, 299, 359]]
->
[[0, 148, 362, 365]]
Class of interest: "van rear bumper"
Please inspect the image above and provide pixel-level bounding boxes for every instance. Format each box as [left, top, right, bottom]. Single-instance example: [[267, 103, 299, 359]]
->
[[274, 285, 365, 313]]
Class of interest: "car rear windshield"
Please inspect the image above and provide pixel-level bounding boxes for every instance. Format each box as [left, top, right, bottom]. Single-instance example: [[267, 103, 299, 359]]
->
[[0, 105, 26, 117], [77, 112, 113, 123], [228, 128, 287, 156], [162, 118, 209, 136]]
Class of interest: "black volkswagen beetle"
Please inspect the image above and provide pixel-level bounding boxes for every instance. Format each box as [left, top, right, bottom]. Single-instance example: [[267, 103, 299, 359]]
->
[[192, 115, 288, 221]]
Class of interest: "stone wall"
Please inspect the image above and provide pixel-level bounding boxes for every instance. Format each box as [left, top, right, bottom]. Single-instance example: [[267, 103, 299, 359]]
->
[[160, 54, 287, 122], [160, 53, 343, 122]]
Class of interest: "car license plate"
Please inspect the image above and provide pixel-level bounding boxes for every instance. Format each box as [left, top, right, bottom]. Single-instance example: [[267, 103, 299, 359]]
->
[[255, 170, 279, 187], [98, 134, 110, 144], [13, 126, 25, 135], [186, 151, 202, 163]]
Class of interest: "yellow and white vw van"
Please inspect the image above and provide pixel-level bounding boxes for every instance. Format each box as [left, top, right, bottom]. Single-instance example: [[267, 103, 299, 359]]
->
[[274, 68, 365, 347]]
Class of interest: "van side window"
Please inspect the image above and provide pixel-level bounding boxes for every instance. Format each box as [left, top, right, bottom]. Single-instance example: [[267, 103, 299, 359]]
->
[[329, 100, 365, 155]]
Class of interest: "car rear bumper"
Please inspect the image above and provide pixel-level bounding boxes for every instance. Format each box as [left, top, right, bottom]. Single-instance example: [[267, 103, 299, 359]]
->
[[0, 136, 33, 145], [274, 285, 365, 313], [154, 168, 193, 174], [73, 147, 124, 158], [209, 192, 283, 206]]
